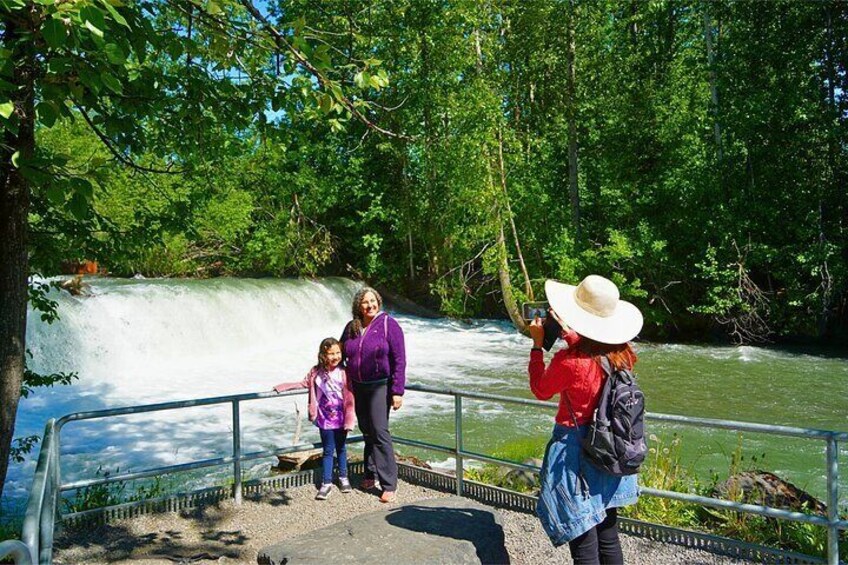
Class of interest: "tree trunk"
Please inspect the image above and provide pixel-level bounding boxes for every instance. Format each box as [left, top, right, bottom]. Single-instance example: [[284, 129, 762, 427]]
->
[[496, 127, 533, 300], [0, 20, 35, 499], [817, 4, 837, 337], [496, 219, 528, 334], [703, 6, 723, 166], [566, 0, 580, 239]]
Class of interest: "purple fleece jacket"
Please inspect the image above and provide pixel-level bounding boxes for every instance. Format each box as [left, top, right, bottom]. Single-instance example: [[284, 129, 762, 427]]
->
[[340, 311, 407, 396]]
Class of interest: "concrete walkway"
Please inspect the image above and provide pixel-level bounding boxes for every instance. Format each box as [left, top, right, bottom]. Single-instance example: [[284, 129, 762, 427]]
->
[[54, 479, 752, 564]]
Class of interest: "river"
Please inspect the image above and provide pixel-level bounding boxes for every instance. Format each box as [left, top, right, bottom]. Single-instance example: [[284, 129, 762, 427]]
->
[[3, 277, 846, 516]]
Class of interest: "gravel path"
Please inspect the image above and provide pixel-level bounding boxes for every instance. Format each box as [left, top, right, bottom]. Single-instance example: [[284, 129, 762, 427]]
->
[[54, 480, 751, 564]]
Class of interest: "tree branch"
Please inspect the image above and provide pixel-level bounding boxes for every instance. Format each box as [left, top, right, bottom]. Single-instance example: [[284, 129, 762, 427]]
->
[[76, 105, 184, 175], [237, 0, 413, 140]]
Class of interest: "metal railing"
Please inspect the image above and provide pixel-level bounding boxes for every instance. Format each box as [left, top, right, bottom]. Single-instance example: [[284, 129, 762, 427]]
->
[[399, 384, 847, 565], [1, 384, 846, 564]]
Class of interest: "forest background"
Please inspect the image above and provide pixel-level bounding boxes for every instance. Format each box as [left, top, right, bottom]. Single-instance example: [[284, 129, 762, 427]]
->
[[2, 0, 848, 511], [19, 0, 848, 346]]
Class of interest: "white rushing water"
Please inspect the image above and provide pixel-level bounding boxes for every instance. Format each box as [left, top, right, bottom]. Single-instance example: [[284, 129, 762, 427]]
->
[[6, 277, 529, 511]]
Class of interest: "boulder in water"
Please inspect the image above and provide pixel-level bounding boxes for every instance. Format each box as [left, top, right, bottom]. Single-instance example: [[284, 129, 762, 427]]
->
[[712, 471, 826, 515]]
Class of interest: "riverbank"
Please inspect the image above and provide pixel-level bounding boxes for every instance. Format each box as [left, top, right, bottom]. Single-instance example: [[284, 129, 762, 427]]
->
[[53, 478, 753, 565]]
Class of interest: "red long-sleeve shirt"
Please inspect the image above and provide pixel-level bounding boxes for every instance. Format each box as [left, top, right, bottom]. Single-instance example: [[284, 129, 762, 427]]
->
[[528, 330, 605, 427]]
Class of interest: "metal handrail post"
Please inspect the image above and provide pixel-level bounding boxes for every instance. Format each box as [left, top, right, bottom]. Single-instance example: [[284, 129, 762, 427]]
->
[[232, 400, 242, 504], [455, 395, 463, 496], [53, 426, 62, 528], [825, 435, 839, 565]]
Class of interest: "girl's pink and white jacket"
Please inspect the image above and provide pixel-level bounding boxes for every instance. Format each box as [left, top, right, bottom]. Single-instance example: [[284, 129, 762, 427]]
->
[[273, 366, 356, 431]]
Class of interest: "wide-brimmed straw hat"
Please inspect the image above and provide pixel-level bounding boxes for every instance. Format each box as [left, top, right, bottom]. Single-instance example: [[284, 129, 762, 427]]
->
[[545, 275, 643, 344]]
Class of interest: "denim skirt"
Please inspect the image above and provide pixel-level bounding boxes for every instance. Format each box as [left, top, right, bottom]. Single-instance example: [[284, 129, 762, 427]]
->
[[536, 423, 639, 546]]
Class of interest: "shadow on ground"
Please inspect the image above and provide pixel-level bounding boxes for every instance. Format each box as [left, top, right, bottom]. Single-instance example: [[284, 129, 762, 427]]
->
[[384, 503, 510, 563]]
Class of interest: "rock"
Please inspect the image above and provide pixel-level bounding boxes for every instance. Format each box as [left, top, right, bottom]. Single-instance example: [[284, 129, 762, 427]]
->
[[397, 454, 433, 470], [375, 285, 443, 319], [274, 449, 323, 472], [503, 458, 542, 491], [60, 275, 88, 296], [712, 471, 827, 515], [258, 496, 509, 564]]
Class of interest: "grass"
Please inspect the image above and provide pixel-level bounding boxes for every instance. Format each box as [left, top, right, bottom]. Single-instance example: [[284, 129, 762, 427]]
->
[[63, 466, 167, 514]]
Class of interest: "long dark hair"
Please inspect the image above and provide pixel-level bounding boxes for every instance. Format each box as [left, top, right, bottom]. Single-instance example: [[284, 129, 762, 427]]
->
[[317, 337, 341, 370], [576, 337, 638, 371], [349, 286, 383, 337]]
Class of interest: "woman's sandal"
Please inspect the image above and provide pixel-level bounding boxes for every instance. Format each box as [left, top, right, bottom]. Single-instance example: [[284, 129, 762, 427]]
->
[[379, 489, 396, 503]]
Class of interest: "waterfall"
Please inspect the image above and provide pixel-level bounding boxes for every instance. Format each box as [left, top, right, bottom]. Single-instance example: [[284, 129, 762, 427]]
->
[[6, 276, 525, 509]]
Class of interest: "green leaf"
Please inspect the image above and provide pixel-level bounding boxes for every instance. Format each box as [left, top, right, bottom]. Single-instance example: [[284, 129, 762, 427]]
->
[[206, 0, 221, 15], [68, 192, 89, 219], [71, 177, 94, 200], [318, 93, 333, 114], [45, 185, 65, 205], [99, 0, 130, 29], [104, 43, 125, 65], [42, 18, 67, 49], [354, 71, 366, 89], [80, 6, 106, 38], [101, 72, 123, 94], [36, 101, 58, 127], [85, 20, 104, 38], [368, 74, 383, 89], [0, 101, 13, 119], [11, 150, 20, 168]]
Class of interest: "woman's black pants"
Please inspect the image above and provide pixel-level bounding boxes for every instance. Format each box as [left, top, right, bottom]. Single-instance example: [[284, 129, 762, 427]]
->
[[353, 381, 398, 492], [568, 508, 624, 565]]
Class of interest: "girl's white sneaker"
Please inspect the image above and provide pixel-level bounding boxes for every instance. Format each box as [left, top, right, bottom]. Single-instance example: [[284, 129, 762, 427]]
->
[[339, 477, 352, 493], [315, 483, 333, 500]]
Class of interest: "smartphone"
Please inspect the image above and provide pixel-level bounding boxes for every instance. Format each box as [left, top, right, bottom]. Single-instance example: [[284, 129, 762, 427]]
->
[[522, 301, 550, 322]]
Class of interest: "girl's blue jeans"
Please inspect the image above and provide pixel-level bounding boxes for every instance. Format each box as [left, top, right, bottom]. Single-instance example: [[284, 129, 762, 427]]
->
[[319, 428, 348, 484]]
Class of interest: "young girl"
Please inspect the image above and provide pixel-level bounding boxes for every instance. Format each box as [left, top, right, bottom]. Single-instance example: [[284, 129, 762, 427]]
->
[[273, 338, 355, 500]]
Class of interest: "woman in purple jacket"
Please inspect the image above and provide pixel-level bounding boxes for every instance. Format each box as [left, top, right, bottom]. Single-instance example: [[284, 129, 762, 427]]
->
[[340, 286, 406, 503]]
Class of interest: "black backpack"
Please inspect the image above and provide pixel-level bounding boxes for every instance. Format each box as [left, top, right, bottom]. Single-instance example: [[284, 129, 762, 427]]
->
[[564, 356, 647, 476]]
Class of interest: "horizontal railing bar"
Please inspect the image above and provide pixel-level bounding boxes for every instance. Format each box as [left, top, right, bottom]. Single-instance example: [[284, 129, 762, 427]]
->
[[62, 437, 368, 492], [61, 456, 235, 491], [646, 413, 848, 441], [393, 437, 456, 456], [640, 487, 843, 528], [406, 384, 558, 410], [57, 385, 848, 442], [238, 435, 364, 463], [395, 435, 847, 531], [394, 437, 538, 473], [405, 384, 848, 441], [458, 449, 540, 473], [55, 390, 305, 430]]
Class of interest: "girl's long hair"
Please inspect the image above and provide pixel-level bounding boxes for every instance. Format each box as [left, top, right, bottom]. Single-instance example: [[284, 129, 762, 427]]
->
[[349, 286, 383, 337], [576, 337, 638, 371], [317, 337, 341, 370]]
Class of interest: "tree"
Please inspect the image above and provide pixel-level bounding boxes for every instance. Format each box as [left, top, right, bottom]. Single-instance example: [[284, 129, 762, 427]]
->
[[0, 0, 395, 499]]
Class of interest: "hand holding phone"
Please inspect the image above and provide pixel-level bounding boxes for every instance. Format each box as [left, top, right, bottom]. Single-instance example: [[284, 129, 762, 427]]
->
[[528, 317, 545, 348]]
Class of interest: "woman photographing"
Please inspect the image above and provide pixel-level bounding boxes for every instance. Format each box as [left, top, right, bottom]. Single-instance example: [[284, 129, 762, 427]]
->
[[340, 286, 406, 503], [528, 275, 643, 564]]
